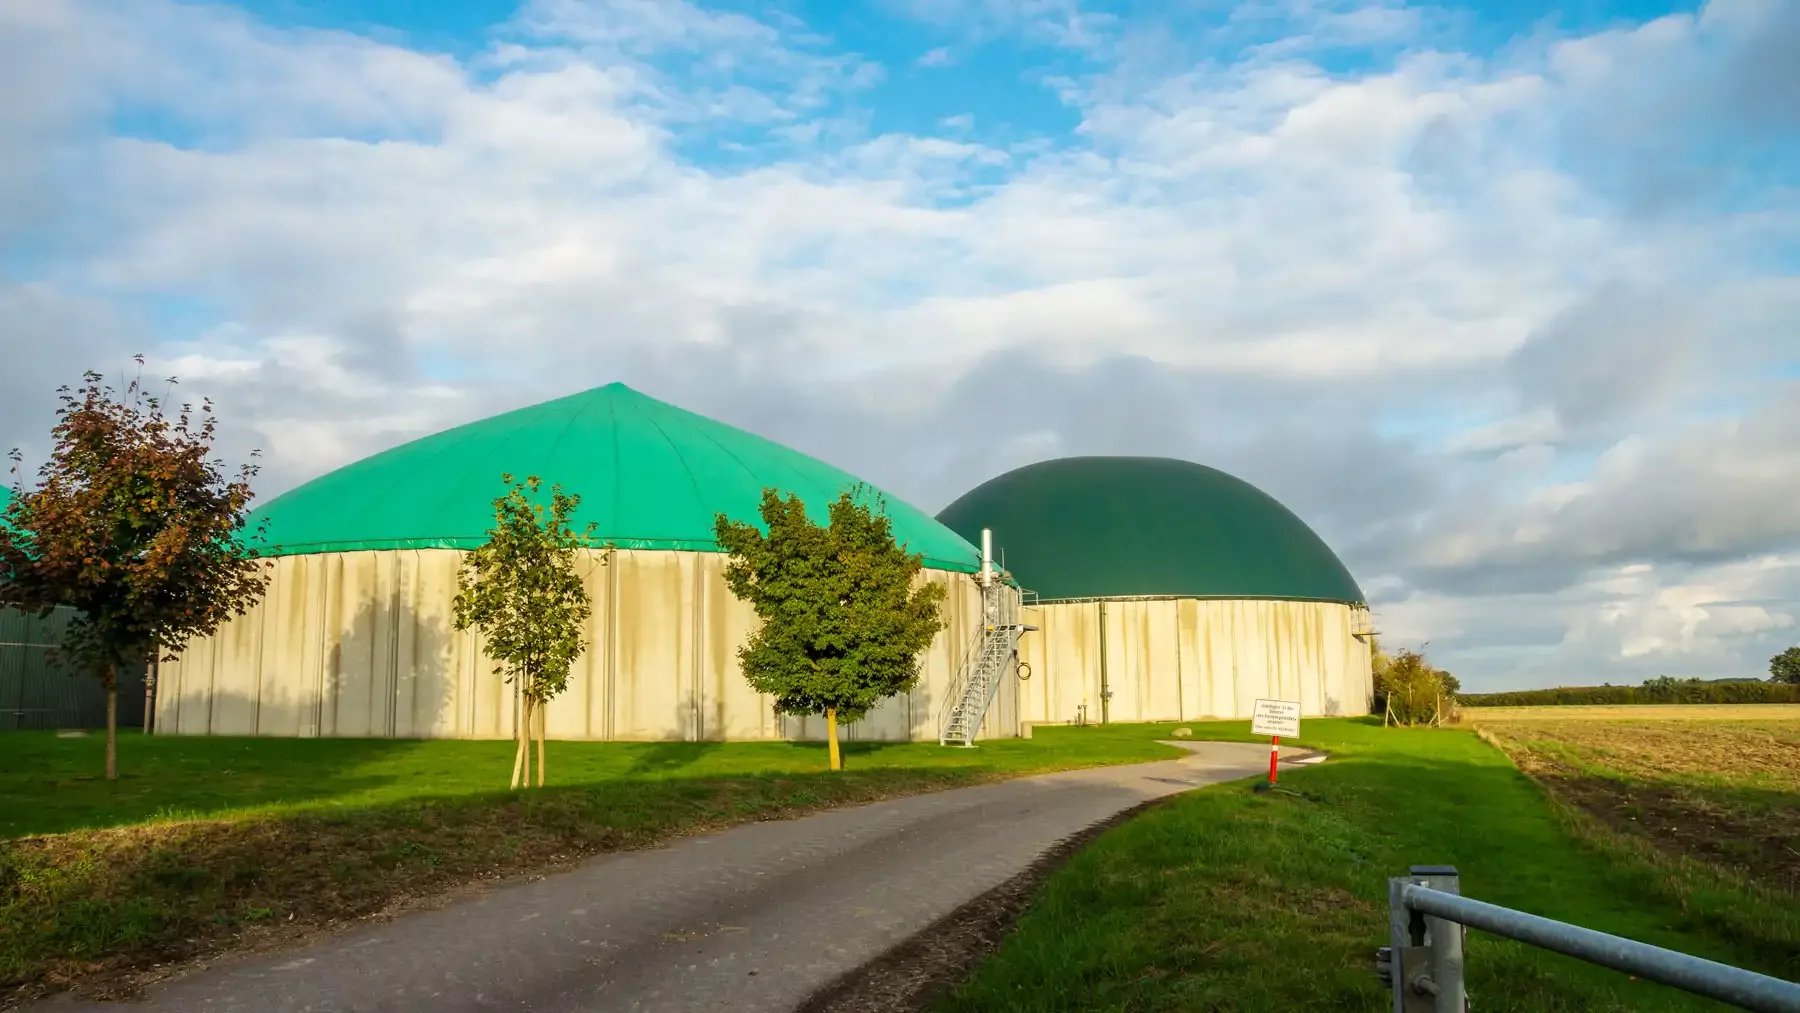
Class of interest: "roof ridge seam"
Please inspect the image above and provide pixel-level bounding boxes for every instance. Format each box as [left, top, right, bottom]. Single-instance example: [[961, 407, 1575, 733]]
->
[[630, 393, 714, 525]]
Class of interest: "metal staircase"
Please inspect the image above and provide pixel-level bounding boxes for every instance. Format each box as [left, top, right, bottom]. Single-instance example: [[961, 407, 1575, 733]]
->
[[938, 580, 1028, 746]]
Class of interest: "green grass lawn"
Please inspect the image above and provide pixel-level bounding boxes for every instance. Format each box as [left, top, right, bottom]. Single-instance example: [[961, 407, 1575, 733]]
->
[[0, 724, 1189, 999], [937, 719, 1800, 1013]]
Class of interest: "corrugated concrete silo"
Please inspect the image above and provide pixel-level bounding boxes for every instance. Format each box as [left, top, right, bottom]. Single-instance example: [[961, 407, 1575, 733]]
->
[[936, 456, 1373, 724], [156, 384, 1010, 743]]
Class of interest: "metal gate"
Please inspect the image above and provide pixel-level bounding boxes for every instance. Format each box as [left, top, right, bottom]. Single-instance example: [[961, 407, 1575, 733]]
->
[[1380, 865, 1800, 1011], [0, 606, 146, 731]]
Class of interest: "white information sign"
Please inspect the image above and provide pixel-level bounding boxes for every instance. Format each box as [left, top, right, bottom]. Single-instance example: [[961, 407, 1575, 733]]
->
[[1250, 698, 1301, 739]]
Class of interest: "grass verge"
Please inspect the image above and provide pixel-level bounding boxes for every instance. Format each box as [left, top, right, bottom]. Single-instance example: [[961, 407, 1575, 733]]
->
[[935, 719, 1800, 1013], [0, 725, 1183, 1003]]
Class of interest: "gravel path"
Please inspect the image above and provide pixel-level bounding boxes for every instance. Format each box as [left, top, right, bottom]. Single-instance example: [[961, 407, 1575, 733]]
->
[[37, 740, 1303, 1012]]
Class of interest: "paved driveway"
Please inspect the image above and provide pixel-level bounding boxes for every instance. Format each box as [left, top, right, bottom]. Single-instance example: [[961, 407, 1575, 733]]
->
[[40, 740, 1305, 1012]]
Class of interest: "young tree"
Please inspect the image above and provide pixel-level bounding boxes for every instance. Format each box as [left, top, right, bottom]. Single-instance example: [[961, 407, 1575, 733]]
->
[[0, 362, 269, 780], [452, 474, 598, 790], [714, 486, 948, 771], [1770, 647, 1800, 685]]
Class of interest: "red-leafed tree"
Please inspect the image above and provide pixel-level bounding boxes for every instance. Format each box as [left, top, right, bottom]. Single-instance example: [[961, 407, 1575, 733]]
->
[[0, 359, 271, 779]]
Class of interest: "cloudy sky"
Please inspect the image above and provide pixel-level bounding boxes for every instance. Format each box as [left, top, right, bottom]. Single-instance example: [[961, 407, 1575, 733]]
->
[[3, 0, 1797, 690]]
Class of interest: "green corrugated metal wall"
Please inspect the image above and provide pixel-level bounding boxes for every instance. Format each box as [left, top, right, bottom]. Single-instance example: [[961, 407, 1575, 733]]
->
[[0, 606, 147, 731]]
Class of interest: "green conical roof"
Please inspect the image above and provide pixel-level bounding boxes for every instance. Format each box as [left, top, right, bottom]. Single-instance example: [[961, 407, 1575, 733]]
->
[[253, 384, 980, 572], [936, 456, 1363, 603]]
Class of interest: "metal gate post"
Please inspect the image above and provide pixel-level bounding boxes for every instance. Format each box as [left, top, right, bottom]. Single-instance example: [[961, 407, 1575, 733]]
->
[[1386, 866, 1467, 1013], [1416, 866, 1466, 1013]]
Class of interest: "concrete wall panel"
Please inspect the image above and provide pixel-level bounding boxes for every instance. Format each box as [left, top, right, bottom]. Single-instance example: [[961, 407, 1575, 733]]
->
[[1016, 600, 1102, 727], [159, 549, 1004, 742], [1014, 598, 1371, 726]]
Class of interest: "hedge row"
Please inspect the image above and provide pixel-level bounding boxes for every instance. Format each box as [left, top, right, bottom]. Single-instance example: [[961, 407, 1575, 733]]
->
[[1460, 681, 1800, 707]]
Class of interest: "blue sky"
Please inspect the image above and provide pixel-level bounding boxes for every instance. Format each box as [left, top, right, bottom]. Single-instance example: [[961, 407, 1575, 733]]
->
[[229, 0, 1698, 59], [216, 0, 1709, 170], [2, 0, 1797, 690]]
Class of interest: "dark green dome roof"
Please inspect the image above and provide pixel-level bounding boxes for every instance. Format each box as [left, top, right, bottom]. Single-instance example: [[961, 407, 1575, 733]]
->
[[935, 456, 1363, 603], [253, 383, 980, 572]]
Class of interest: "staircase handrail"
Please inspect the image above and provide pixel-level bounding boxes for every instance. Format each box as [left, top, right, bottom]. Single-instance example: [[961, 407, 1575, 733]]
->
[[938, 583, 1024, 745], [937, 617, 987, 742]]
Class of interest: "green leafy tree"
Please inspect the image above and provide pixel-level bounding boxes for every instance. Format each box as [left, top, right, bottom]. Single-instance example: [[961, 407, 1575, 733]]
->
[[0, 362, 269, 779], [1770, 647, 1800, 685], [1438, 670, 1461, 697], [452, 474, 599, 789], [714, 486, 947, 771], [1641, 674, 1708, 702], [1369, 634, 1392, 683], [1374, 648, 1457, 726]]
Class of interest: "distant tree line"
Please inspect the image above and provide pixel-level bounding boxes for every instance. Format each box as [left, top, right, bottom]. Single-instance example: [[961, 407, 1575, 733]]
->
[[1461, 678, 1800, 708], [1428, 646, 1800, 709]]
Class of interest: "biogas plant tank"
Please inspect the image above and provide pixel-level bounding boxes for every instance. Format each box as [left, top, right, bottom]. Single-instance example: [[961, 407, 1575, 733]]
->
[[936, 456, 1374, 723], [155, 383, 1007, 744]]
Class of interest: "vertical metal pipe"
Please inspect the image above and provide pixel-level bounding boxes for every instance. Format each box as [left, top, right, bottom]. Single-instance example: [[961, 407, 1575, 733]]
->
[[1098, 600, 1110, 725], [144, 655, 158, 735], [980, 529, 993, 588], [1429, 910, 1466, 1013]]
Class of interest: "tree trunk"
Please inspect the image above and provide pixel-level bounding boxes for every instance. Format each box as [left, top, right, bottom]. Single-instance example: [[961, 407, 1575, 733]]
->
[[525, 696, 536, 789], [826, 706, 841, 771], [105, 664, 119, 781], [511, 697, 529, 790], [536, 698, 547, 788]]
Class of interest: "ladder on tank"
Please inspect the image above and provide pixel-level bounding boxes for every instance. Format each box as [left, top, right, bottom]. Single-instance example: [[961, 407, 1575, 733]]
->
[[939, 529, 1034, 747]]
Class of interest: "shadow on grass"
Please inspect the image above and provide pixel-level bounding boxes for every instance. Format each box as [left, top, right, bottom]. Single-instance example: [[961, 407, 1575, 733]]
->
[[765, 735, 940, 772], [4, 587, 470, 839], [623, 741, 728, 777], [0, 719, 437, 839]]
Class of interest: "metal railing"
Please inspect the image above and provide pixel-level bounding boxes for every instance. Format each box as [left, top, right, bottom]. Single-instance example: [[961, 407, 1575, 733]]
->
[[937, 583, 1025, 746], [936, 621, 987, 743], [1379, 865, 1800, 1012]]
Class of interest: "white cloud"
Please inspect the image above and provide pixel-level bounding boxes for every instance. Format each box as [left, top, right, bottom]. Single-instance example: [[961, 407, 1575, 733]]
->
[[1443, 408, 1562, 456], [881, 0, 1119, 52], [917, 46, 954, 68], [1411, 382, 1800, 586], [1577, 556, 1799, 664], [3, 0, 1797, 690]]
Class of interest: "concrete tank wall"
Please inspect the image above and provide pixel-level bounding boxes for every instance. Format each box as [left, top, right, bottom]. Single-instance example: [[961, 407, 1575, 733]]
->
[[1016, 598, 1372, 725], [155, 548, 1012, 743]]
